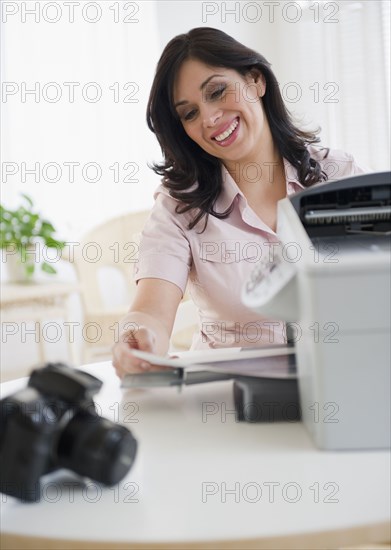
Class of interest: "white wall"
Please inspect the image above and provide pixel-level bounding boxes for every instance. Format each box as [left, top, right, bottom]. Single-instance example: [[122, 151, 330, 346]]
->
[[1, 0, 165, 376], [1, 0, 163, 241]]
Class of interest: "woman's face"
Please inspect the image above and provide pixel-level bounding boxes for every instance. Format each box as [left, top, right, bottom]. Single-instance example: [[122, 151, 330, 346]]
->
[[173, 58, 267, 165]]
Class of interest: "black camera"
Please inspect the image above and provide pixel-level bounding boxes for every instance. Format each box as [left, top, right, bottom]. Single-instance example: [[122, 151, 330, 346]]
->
[[0, 363, 138, 502]]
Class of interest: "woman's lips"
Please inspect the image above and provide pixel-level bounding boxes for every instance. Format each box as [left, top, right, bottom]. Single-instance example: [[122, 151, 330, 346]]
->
[[212, 117, 240, 147]]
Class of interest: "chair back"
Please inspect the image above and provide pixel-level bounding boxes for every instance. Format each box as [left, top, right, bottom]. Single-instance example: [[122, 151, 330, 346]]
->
[[73, 210, 150, 314], [69, 209, 197, 359]]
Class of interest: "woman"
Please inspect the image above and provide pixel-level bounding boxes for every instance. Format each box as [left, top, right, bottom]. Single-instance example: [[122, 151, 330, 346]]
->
[[112, 27, 364, 378]]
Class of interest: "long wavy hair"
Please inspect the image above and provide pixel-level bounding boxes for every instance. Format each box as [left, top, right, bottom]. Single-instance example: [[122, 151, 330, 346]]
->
[[146, 27, 328, 231]]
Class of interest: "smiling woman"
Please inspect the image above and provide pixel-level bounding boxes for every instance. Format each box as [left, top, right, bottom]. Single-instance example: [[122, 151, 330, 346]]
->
[[146, 27, 336, 232], [173, 61, 266, 161], [170, 57, 287, 231], [111, 27, 366, 379]]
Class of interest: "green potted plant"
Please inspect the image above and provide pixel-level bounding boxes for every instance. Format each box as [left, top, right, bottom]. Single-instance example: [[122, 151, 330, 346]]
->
[[0, 193, 66, 282]]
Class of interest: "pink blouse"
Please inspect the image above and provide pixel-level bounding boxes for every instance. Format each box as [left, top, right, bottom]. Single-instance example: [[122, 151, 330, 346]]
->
[[134, 145, 366, 350]]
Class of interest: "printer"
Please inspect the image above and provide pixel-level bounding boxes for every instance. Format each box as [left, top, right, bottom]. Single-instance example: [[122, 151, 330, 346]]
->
[[242, 171, 391, 450]]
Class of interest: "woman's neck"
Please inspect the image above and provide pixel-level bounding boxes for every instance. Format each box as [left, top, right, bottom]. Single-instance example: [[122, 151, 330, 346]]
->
[[222, 130, 288, 232], [222, 118, 285, 191], [223, 142, 285, 193]]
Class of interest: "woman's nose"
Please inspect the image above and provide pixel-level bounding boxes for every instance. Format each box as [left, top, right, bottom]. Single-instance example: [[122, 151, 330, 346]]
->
[[201, 106, 223, 129]]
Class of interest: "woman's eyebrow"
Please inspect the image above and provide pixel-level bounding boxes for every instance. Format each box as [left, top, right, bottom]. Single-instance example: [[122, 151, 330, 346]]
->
[[174, 74, 224, 108]]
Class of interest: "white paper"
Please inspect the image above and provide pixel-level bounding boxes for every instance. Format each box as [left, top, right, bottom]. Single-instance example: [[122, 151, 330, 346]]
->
[[130, 346, 294, 369]]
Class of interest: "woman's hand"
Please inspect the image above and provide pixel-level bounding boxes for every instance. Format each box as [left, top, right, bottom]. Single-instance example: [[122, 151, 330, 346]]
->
[[111, 279, 183, 379], [112, 325, 161, 379]]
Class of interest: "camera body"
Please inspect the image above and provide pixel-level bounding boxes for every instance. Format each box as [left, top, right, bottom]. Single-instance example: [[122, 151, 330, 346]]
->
[[0, 363, 137, 502]]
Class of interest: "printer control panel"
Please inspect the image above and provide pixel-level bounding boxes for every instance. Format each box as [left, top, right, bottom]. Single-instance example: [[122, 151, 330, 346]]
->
[[242, 243, 297, 310]]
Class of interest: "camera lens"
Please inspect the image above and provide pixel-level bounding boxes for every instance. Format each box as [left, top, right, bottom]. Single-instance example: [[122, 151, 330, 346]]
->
[[57, 410, 137, 485]]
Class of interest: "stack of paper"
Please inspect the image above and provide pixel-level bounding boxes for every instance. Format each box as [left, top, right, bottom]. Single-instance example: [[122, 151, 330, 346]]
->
[[128, 345, 296, 380]]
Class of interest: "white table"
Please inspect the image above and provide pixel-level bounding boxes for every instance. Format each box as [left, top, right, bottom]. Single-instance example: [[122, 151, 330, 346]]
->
[[1, 362, 390, 549]]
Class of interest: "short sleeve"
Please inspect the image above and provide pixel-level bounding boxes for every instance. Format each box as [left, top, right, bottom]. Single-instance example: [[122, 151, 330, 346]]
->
[[133, 186, 192, 295]]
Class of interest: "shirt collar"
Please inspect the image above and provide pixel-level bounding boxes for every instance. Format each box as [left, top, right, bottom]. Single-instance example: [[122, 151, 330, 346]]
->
[[283, 157, 305, 190], [214, 165, 244, 213], [215, 158, 305, 213]]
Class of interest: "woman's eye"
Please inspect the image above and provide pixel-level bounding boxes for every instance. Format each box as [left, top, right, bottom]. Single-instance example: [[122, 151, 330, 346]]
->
[[180, 84, 226, 121], [183, 109, 197, 121], [210, 85, 226, 100]]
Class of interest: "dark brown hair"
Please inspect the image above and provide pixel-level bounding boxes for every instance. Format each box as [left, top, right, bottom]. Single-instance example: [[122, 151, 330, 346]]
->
[[146, 27, 328, 231]]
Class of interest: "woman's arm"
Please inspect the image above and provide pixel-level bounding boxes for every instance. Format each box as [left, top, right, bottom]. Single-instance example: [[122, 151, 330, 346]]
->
[[112, 278, 183, 378]]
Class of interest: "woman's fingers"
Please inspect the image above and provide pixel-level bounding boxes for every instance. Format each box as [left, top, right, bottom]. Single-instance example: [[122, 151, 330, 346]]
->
[[112, 325, 164, 378]]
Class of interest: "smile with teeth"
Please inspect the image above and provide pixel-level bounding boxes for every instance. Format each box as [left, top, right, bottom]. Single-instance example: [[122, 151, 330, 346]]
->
[[213, 118, 239, 142]]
